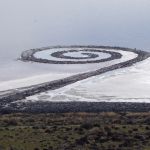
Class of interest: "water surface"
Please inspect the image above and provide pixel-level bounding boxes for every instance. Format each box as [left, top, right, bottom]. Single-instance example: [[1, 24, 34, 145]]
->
[[0, 0, 150, 81]]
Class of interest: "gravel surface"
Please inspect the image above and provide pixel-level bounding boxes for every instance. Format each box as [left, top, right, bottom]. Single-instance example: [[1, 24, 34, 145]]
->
[[1, 101, 150, 114]]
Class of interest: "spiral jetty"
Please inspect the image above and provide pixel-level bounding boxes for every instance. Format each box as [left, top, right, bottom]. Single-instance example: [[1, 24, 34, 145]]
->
[[0, 45, 150, 114]]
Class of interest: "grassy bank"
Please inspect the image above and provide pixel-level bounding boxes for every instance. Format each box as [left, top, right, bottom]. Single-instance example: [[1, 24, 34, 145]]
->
[[1, 112, 150, 150]]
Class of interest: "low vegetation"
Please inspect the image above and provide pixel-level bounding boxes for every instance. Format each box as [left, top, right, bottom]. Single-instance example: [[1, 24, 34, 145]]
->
[[0, 112, 150, 149]]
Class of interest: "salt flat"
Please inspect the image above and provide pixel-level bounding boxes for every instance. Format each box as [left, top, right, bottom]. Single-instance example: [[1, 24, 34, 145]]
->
[[62, 58, 150, 103], [17, 49, 150, 103]]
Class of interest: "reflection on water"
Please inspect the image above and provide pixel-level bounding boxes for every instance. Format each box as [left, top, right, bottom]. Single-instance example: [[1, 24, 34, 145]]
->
[[0, 0, 150, 81]]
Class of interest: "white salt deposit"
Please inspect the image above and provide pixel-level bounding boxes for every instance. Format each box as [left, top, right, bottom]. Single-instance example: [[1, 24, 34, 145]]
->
[[23, 57, 150, 103]]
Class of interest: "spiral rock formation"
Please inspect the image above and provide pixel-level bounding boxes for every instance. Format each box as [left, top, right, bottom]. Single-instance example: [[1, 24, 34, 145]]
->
[[0, 45, 150, 114], [21, 47, 122, 64]]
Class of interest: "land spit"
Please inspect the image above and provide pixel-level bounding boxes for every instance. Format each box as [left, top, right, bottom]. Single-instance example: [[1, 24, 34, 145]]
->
[[0, 45, 150, 114]]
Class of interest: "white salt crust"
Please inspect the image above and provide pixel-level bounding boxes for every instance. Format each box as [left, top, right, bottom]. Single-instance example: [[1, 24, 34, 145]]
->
[[24, 57, 150, 103]]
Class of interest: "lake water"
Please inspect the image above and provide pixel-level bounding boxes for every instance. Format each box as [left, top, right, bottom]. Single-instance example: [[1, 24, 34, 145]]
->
[[0, 0, 150, 81]]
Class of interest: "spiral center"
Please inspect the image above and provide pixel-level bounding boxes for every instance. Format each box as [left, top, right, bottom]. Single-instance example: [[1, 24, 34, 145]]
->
[[51, 50, 100, 60]]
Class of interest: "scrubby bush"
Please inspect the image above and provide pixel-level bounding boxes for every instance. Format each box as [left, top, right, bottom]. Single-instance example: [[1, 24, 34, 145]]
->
[[70, 117, 83, 124], [33, 123, 47, 129], [8, 119, 18, 125], [27, 117, 37, 122], [80, 121, 93, 130], [144, 117, 150, 125], [3, 119, 9, 123], [111, 124, 115, 128], [126, 119, 136, 124], [89, 127, 99, 135], [104, 125, 111, 131]]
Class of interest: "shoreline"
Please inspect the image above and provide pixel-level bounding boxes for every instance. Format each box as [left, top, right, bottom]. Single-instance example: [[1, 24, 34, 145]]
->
[[0, 45, 150, 114], [1, 101, 150, 114]]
